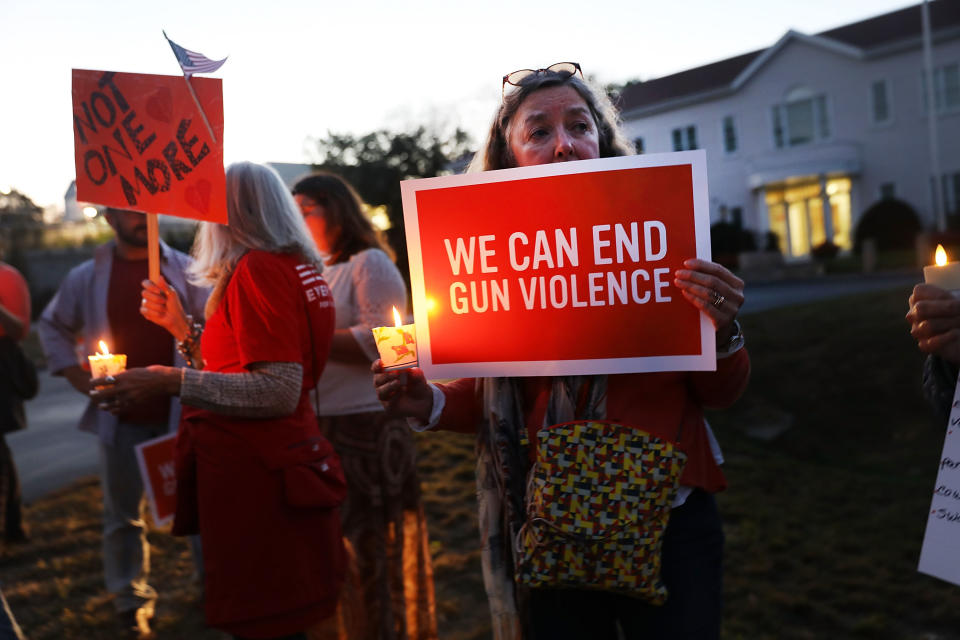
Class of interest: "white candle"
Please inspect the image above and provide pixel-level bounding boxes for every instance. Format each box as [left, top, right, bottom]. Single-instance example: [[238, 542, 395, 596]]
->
[[88, 340, 126, 378], [924, 245, 960, 291], [372, 307, 418, 370]]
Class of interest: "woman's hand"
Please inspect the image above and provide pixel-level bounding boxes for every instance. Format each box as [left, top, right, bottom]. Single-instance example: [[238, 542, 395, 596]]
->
[[140, 276, 190, 341], [674, 258, 745, 344], [90, 366, 181, 415], [906, 284, 960, 364], [371, 360, 434, 423]]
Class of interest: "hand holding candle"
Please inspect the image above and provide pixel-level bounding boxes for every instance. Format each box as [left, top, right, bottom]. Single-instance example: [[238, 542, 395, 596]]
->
[[372, 307, 417, 370], [924, 245, 960, 292], [88, 340, 126, 380]]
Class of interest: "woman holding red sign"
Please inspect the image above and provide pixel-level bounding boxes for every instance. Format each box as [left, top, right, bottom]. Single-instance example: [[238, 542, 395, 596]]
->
[[91, 162, 346, 640], [373, 64, 749, 640]]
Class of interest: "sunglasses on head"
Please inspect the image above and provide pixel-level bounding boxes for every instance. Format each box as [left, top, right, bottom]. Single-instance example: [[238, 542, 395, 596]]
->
[[502, 62, 583, 98]]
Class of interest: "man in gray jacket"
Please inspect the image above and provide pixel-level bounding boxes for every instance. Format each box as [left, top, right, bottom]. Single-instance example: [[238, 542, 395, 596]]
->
[[38, 208, 207, 639]]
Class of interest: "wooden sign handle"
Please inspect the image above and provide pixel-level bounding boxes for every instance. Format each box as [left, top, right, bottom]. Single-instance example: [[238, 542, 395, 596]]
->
[[147, 213, 160, 283]]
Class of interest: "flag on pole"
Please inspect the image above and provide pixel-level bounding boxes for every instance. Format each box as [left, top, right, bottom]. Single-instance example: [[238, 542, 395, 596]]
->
[[163, 31, 227, 78]]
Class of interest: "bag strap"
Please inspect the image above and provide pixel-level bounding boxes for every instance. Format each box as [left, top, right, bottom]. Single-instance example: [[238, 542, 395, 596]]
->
[[522, 376, 690, 462]]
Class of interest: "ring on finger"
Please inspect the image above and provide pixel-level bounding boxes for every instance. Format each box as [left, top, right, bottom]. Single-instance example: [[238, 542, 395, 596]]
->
[[105, 375, 116, 385], [711, 290, 725, 308]]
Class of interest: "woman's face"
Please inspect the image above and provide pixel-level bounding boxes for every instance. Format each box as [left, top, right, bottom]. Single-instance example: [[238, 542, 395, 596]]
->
[[506, 85, 601, 168], [294, 194, 337, 255]]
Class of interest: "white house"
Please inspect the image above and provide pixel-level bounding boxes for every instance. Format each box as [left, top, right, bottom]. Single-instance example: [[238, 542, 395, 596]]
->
[[619, 1, 960, 260]]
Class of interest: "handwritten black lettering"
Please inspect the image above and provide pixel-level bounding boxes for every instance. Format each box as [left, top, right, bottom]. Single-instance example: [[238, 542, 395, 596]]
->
[[176, 119, 209, 167], [73, 102, 99, 145], [941, 457, 960, 471], [934, 485, 960, 501], [83, 150, 108, 186], [934, 508, 960, 522], [97, 72, 130, 113], [162, 141, 193, 181], [89, 91, 116, 128], [121, 111, 156, 155], [101, 129, 133, 177]]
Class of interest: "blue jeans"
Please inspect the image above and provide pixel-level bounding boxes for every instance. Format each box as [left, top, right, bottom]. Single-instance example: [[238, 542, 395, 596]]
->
[[529, 489, 724, 640]]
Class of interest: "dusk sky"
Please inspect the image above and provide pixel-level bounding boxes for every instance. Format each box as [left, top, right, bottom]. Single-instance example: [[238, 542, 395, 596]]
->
[[0, 0, 919, 208]]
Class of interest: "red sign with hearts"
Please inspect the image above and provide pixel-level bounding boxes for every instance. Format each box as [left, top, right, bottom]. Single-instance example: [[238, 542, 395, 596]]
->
[[71, 69, 227, 223]]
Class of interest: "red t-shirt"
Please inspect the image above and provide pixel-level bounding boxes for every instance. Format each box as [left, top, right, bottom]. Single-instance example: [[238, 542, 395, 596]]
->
[[183, 250, 335, 445], [0, 262, 30, 340], [177, 250, 339, 632]]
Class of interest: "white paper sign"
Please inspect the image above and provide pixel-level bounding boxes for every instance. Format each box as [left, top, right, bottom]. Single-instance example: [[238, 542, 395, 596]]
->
[[918, 376, 960, 586]]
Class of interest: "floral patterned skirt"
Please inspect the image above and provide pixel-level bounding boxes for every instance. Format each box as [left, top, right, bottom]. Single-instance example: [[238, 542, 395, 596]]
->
[[309, 411, 437, 640]]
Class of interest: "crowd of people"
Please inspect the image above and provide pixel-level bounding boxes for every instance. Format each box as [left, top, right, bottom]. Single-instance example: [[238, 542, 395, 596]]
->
[[0, 61, 949, 640]]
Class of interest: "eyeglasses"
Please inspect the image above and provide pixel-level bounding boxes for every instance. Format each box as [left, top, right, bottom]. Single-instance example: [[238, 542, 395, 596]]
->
[[502, 62, 583, 97]]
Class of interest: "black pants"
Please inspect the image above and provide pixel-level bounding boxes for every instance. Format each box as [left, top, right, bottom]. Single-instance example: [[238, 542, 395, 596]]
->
[[0, 435, 24, 540], [529, 489, 724, 640]]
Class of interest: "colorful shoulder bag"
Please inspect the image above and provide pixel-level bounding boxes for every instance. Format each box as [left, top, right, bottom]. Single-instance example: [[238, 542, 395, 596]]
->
[[514, 396, 687, 603]]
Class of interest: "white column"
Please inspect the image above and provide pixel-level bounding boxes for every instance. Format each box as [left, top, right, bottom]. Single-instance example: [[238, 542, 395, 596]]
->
[[820, 175, 834, 242]]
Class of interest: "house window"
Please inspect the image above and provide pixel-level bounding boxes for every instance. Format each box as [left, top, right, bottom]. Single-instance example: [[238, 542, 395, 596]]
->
[[772, 89, 831, 148], [634, 137, 645, 154], [671, 126, 697, 151], [870, 80, 891, 124], [922, 62, 960, 113], [722, 116, 737, 153], [880, 182, 896, 200]]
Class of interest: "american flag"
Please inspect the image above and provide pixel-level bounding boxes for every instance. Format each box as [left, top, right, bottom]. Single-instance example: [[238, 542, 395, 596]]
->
[[163, 31, 227, 78]]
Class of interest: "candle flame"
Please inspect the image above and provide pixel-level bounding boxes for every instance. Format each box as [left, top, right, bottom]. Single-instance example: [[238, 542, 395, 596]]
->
[[392, 306, 402, 328], [98, 340, 111, 356], [936, 244, 949, 267]]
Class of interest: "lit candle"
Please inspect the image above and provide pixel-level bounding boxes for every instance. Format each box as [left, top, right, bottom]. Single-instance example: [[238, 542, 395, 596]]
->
[[88, 340, 127, 379], [372, 306, 417, 370], [924, 245, 960, 291]]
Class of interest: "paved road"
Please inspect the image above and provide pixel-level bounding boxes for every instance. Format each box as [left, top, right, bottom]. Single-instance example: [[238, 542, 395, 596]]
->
[[8, 371, 97, 503], [8, 269, 925, 504], [740, 269, 921, 315]]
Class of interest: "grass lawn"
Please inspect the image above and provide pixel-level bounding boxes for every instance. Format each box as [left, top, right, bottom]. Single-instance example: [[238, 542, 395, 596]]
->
[[3, 284, 960, 639]]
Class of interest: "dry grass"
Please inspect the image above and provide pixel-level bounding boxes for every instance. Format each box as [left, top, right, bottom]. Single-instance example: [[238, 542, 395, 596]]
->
[[5, 285, 960, 639]]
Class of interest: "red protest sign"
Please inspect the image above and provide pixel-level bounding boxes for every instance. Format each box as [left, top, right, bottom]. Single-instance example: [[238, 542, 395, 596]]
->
[[134, 433, 177, 526], [71, 69, 226, 223], [401, 152, 714, 378]]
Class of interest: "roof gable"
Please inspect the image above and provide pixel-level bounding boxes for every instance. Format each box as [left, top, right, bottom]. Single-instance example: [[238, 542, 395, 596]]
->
[[618, 0, 960, 117]]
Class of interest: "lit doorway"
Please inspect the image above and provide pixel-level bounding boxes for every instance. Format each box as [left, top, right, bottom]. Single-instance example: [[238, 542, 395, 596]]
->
[[766, 177, 851, 259]]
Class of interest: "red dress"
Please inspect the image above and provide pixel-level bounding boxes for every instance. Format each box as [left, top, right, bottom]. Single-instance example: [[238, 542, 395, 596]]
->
[[175, 250, 346, 637]]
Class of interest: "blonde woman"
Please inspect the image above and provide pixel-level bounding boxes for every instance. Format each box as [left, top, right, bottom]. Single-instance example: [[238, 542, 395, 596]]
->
[[93, 162, 346, 640]]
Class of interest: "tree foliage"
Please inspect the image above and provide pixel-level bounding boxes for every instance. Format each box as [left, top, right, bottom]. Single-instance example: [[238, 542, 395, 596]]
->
[[307, 126, 474, 283], [0, 188, 43, 227]]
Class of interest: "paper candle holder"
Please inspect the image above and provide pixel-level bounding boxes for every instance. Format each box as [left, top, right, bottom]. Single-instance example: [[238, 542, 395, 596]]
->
[[372, 323, 418, 370], [89, 341, 127, 379]]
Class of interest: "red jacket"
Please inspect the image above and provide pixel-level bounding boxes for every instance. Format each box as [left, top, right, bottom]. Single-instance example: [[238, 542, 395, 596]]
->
[[434, 347, 750, 493]]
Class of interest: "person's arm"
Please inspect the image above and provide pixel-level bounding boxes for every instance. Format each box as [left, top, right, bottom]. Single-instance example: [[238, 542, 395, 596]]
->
[[922, 354, 958, 419], [37, 271, 89, 394], [907, 284, 960, 365], [92, 362, 302, 418], [0, 302, 25, 342], [0, 265, 30, 341], [331, 250, 407, 365]]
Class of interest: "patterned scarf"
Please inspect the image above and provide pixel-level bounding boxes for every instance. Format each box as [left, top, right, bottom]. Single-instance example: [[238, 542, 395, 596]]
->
[[474, 375, 607, 639]]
